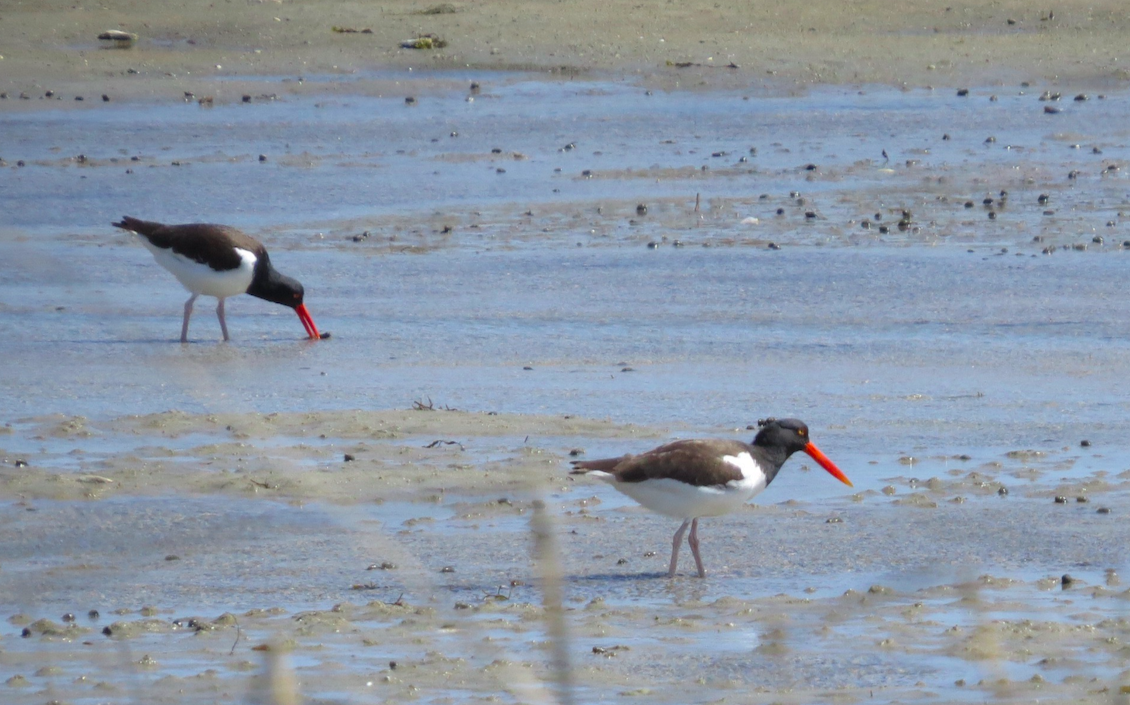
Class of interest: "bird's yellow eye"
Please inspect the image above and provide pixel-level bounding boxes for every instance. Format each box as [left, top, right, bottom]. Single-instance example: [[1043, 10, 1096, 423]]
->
[[798, 428, 807, 437]]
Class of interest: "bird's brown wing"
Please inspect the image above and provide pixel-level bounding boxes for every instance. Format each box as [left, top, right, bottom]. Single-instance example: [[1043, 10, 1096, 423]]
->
[[114, 217, 265, 271], [573, 439, 750, 488]]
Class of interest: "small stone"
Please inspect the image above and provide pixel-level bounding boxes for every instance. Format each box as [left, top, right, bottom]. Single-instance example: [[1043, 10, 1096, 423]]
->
[[343, 454, 355, 462]]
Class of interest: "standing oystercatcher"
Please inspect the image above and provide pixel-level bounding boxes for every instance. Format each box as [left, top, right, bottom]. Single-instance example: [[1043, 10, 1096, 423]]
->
[[113, 217, 320, 342], [570, 417, 852, 578]]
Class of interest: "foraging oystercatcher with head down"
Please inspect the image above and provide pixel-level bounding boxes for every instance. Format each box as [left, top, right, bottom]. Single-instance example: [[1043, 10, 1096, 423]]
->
[[570, 417, 852, 578], [113, 217, 320, 342]]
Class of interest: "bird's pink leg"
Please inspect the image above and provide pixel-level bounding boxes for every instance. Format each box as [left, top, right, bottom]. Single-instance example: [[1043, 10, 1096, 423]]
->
[[216, 298, 230, 341], [181, 294, 198, 343], [688, 518, 706, 578], [668, 519, 691, 577]]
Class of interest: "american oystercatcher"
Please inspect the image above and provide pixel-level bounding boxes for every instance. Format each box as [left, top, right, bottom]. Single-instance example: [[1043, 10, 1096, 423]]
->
[[113, 216, 320, 342], [570, 418, 852, 578]]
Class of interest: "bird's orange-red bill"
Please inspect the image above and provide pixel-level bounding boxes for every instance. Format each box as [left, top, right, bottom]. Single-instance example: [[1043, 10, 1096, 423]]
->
[[803, 442, 853, 487], [295, 303, 320, 340]]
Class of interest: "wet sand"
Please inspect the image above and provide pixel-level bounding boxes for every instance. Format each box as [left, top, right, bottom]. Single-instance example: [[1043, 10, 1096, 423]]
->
[[5, 1, 1130, 703], [2, 0, 1130, 103], [4, 409, 1130, 704]]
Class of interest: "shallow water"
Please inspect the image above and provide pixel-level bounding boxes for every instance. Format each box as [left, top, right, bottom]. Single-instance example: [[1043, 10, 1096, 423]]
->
[[3, 76, 1130, 703]]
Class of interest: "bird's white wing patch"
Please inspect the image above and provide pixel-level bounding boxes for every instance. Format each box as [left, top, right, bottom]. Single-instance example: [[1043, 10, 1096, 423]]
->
[[722, 452, 765, 483]]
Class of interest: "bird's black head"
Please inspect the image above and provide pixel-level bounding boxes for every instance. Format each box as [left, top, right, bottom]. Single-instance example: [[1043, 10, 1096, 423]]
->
[[248, 267, 305, 309], [243, 254, 320, 340], [754, 417, 852, 487], [752, 417, 812, 456]]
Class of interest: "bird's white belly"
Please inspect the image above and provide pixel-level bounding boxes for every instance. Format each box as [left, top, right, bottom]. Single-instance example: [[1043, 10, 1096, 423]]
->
[[144, 242, 257, 298], [597, 474, 769, 519]]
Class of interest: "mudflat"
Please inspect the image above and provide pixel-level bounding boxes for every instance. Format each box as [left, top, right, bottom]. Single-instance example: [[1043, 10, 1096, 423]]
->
[[2, 0, 1129, 102], [4, 1, 1130, 704]]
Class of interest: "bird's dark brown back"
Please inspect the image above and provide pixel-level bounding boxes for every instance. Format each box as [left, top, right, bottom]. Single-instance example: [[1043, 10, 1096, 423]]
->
[[113, 217, 265, 271], [572, 439, 751, 488]]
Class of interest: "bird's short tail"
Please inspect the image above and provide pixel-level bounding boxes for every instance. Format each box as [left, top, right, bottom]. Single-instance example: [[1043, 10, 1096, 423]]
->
[[569, 456, 627, 474], [112, 216, 164, 237]]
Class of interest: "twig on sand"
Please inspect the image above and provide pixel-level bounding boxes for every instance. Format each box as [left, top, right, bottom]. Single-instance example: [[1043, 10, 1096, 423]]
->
[[424, 439, 465, 450], [531, 499, 576, 705], [412, 396, 462, 411], [229, 616, 241, 656]]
